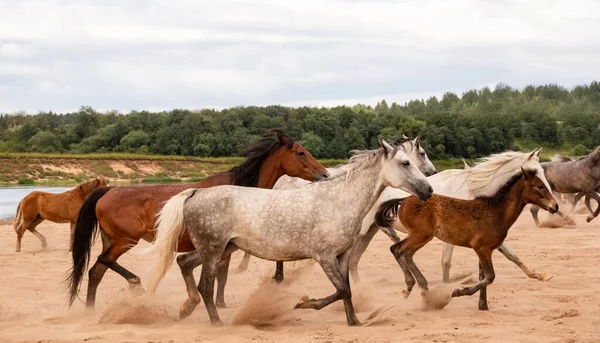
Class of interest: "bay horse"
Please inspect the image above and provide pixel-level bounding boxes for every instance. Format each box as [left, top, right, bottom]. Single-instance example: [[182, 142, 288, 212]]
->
[[66, 129, 328, 310], [347, 149, 554, 284], [375, 158, 558, 311], [145, 140, 433, 326], [530, 146, 600, 225], [234, 135, 438, 280], [13, 176, 108, 252]]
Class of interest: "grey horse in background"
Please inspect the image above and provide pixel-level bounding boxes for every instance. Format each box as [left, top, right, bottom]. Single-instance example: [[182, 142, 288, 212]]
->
[[530, 146, 600, 225], [550, 154, 599, 215]]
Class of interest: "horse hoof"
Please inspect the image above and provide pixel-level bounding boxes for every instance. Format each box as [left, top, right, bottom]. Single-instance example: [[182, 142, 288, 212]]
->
[[179, 299, 201, 319], [129, 285, 145, 297], [451, 289, 461, 298], [537, 273, 553, 281], [216, 302, 227, 309], [478, 303, 489, 311], [586, 216, 594, 223], [294, 295, 310, 309], [401, 289, 411, 299]]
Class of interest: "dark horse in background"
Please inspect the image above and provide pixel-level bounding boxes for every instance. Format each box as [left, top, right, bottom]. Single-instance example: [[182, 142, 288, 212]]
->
[[66, 129, 328, 317], [530, 146, 600, 226]]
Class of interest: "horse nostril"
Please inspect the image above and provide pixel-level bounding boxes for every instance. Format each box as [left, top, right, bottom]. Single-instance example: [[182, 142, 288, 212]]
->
[[428, 186, 433, 193]]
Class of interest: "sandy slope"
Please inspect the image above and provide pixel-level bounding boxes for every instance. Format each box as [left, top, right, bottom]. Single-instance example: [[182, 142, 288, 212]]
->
[[1, 209, 599, 343]]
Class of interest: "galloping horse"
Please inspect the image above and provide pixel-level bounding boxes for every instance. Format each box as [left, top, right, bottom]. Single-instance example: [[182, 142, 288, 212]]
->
[[530, 146, 600, 225], [66, 129, 328, 310], [550, 154, 599, 215], [347, 149, 554, 284], [234, 135, 437, 280], [168, 135, 437, 319], [145, 140, 433, 326], [13, 176, 108, 252], [376, 156, 558, 310]]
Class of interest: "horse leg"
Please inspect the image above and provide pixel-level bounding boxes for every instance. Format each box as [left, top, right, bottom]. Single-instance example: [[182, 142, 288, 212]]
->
[[198, 242, 235, 325], [295, 252, 360, 326], [215, 252, 234, 308], [497, 243, 551, 281], [529, 206, 541, 227], [441, 242, 454, 283], [477, 262, 488, 310], [235, 252, 251, 273], [585, 191, 600, 223], [176, 251, 204, 319], [92, 238, 143, 302], [273, 261, 284, 283], [27, 215, 47, 250], [555, 210, 576, 226], [571, 192, 585, 212], [85, 230, 111, 308], [348, 222, 380, 284], [452, 248, 495, 310], [390, 240, 416, 298]]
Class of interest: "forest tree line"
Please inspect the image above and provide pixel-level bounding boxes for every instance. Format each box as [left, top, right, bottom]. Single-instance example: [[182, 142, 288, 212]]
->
[[1, 82, 599, 160]]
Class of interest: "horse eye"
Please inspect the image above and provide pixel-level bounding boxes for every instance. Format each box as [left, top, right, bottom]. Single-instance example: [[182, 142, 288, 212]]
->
[[402, 161, 410, 166], [298, 151, 305, 156], [537, 185, 545, 190], [420, 152, 426, 156]]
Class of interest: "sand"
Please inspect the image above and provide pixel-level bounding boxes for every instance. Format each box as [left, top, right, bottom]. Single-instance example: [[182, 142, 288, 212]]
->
[[1, 208, 600, 342]]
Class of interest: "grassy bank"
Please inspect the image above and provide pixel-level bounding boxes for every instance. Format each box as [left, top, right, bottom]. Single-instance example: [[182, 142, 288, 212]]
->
[[0, 145, 581, 186]]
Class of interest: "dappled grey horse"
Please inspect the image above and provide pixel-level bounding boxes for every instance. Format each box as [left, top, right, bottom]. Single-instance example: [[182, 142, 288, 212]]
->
[[550, 154, 599, 215], [170, 135, 436, 319], [235, 135, 438, 279], [530, 146, 600, 226], [144, 140, 433, 326]]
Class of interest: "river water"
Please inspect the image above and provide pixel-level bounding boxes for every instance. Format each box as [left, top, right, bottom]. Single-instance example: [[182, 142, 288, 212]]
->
[[0, 186, 72, 220]]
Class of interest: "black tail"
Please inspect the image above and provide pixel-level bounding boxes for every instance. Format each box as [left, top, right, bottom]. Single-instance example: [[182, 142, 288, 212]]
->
[[375, 198, 404, 228], [66, 186, 112, 307]]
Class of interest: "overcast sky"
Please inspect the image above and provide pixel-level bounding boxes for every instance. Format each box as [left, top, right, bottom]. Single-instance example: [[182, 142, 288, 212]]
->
[[1, 0, 599, 113]]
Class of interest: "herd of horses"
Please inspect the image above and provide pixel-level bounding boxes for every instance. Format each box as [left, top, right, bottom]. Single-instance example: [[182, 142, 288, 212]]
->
[[11, 128, 600, 326]]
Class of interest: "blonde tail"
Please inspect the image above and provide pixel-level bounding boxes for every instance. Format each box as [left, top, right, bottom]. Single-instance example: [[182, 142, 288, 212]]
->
[[144, 188, 197, 296], [13, 201, 23, 233]]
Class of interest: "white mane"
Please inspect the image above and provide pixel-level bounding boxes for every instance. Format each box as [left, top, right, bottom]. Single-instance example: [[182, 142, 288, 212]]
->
[[438, 150, 551, 197]]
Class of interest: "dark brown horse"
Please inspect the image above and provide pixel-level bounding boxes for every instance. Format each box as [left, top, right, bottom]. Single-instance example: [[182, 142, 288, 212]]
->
[[14, 176, 108, 252], [376, 163, 558, 310], [66, 129, 328, 310]]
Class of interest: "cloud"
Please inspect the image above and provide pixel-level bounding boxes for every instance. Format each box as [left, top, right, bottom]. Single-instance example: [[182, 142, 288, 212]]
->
[[0, 0, 599, 112]]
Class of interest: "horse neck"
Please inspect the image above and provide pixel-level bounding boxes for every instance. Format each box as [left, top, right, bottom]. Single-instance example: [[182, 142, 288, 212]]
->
[[488, 178, 528, 234], [324, 161, 386, 221], [256, 148, 286, 189]]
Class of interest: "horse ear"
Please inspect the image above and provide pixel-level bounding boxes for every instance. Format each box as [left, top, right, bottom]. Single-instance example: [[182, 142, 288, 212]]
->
[[379, 139, 394, 157], [413, 136, 421, 147], [270, 129, 289, 146], [528, 149, 537, 160], [402, 134, 408, 139], [536, 147, 543, 157]]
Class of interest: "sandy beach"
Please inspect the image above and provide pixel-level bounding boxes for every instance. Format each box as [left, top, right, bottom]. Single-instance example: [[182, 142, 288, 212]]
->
[[1, 208, 599, 342]]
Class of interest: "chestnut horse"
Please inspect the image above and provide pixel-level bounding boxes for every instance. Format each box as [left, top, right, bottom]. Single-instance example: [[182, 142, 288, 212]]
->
[[66, 129, 328, 309], [376, 158, 558, 311], [13, 176, 108, 252]]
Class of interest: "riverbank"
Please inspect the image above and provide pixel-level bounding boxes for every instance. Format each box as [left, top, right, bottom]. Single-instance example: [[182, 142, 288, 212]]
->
[[0, 153, 470, 185]]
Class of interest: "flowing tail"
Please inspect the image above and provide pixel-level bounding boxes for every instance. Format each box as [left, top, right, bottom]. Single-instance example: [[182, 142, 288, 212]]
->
[[145, 188, 197, 296], [13, 201, 23, 233], [66, 186, 112, 307], [375, 198, 404, 228]]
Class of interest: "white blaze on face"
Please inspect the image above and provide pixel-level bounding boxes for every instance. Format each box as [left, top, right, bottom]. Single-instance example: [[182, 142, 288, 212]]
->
[[524, 159, 553, 193]]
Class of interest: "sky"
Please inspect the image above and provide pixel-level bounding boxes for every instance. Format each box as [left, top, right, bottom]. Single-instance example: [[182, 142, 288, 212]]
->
[[1, 0, 599, 113]]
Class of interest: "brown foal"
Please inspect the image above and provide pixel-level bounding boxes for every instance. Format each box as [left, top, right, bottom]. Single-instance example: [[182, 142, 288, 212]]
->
[[376, 165, 558, 310]]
